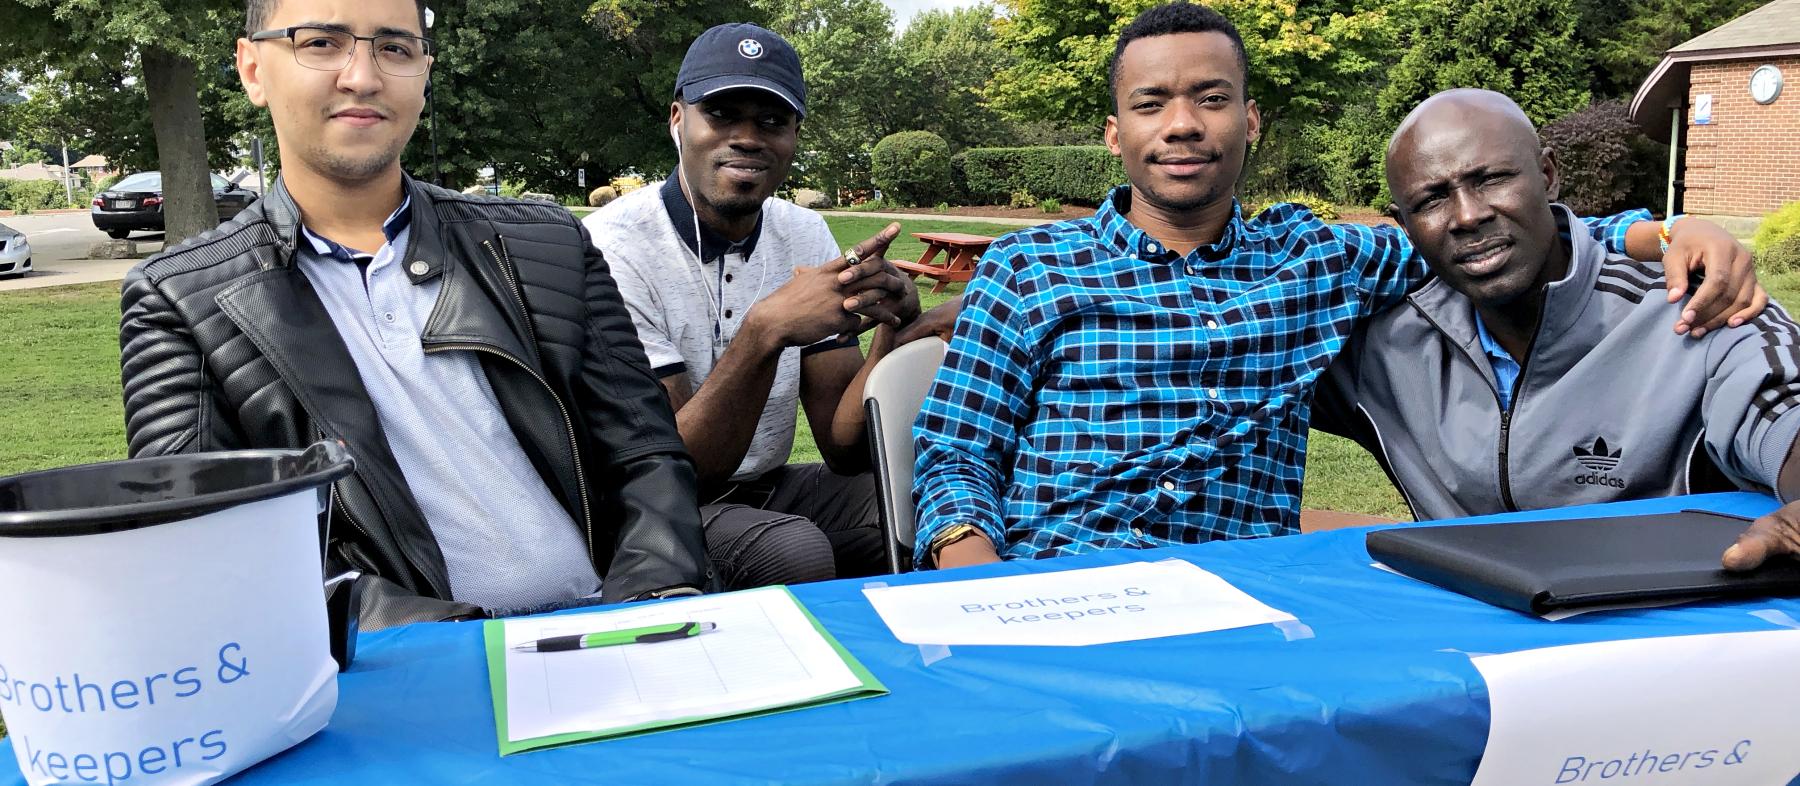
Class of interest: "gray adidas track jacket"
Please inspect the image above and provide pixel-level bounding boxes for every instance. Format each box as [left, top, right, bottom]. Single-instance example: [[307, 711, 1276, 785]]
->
[[1314, 205, 1800, 520]]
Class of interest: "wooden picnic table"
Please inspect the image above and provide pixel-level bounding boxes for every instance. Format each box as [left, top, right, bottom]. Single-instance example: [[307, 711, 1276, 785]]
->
[[892, 231, 995, 294]]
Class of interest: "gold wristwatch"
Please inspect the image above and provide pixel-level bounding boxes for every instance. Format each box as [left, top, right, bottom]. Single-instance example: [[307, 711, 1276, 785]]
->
[[928, 523, 985, 566]]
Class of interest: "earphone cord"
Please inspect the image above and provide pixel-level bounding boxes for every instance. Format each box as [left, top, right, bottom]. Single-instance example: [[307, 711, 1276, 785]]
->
[[673, 137, 775, 367]]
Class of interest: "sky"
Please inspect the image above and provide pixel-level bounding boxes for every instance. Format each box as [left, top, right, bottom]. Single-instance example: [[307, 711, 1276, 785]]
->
[[879, 0, 989, 31]]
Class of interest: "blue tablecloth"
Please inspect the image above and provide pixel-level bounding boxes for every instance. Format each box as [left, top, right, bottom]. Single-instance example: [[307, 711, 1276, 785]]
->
[[7, 492, 1799, 784]]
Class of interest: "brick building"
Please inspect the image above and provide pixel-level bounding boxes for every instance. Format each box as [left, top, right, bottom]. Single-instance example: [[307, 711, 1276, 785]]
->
[[1631, 0, 1800, 218]]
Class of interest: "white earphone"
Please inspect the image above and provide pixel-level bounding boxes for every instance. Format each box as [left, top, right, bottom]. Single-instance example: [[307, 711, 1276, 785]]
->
[[670, 115, 772, 361]]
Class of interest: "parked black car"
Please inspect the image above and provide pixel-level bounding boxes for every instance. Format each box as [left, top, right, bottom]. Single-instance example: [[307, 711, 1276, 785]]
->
[[91, 172, 258, 239]]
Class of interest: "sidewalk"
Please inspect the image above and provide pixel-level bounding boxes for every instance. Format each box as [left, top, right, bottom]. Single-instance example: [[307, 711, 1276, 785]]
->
[[0, 259, 139, 292]]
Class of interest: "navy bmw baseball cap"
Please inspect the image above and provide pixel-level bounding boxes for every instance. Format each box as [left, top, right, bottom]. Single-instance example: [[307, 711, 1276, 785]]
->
[[675, 23, 807, 119]]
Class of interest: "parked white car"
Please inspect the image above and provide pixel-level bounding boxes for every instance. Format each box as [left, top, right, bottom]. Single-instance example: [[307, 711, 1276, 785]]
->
[[0, 222, 31, 279]]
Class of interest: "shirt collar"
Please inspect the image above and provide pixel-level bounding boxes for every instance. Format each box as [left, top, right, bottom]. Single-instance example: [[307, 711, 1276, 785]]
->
[[660, 176, 762, 263], [299, 193, 414, 262], [1096, 184, 1245, 264], [1472, 310, 1515, 368]]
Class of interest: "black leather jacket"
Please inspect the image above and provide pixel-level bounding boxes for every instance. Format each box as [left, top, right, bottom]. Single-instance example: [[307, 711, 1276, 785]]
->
[[119, 175, 710, 617]]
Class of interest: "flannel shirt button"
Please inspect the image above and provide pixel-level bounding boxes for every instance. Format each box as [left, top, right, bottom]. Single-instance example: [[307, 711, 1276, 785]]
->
[[1132, 527, 1145, 538], [1208, 388, 1219, 399], [1145, 241, 1160, 255], [1160, 481, 1175, 491], [1205, 319, 1218, 330]]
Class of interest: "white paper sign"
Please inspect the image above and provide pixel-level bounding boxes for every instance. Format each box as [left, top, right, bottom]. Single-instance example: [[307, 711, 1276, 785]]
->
[[1694, 93, 1714, 125], [862, 559, 1295, 646], [1470, 629, 1800, 786]]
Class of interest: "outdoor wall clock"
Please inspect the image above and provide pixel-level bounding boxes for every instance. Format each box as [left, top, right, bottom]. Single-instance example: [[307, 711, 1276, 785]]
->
[[1750, 64, 1783, 105]]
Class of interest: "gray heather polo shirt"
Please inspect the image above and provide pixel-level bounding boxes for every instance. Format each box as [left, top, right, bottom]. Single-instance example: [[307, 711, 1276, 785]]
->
[[585, 180, 844, 481], [296, 197, 601, 610]]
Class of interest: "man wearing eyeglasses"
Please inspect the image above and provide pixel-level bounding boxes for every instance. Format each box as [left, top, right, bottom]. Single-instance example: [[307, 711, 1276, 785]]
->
[[117, 0, 711, 628]]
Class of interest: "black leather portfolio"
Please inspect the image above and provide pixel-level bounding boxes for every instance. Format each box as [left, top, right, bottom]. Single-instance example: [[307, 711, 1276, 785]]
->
[[1364, 510, 1800, 615]]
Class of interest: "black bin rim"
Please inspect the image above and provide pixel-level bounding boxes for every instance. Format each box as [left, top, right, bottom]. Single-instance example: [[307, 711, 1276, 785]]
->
[[0, 441, 354, 538]]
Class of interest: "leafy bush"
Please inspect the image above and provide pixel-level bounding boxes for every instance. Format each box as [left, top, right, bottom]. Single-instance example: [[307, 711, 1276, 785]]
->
[[870, 131, 952, 207], [933, 202, 950, 214], [1760, 234, 1800, 276], [1244, 192, 1340, 222], [1038, 198, 1062, 213], [92, 172, 124, 193], [1753, 201, 1800, 256], [1008, 190, 1038, 209], [1539, 100, 1667, 216], [0, 179, 65, 213], [1304, 104, 1388, 209], [954, 146, 1126, 207]]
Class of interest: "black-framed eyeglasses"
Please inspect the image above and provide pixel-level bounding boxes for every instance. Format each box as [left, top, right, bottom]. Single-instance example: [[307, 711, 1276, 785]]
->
[[248, 26, 435, 78]]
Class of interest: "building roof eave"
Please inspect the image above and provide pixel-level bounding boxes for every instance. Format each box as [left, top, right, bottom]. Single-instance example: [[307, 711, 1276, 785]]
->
[[1630, 56, 1690, 140]]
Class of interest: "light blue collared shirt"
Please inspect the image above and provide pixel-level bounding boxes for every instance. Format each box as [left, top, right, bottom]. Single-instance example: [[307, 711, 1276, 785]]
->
[[1474, 312, 1522, 411], [296, 196, 600, 611]]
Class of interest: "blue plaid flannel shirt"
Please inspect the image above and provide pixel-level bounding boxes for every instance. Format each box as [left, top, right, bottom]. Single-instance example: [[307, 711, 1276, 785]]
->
[[912, 185, 1645, 564]]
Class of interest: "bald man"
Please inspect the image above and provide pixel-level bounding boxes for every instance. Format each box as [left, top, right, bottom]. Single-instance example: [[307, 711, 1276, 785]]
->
[[1312, 88, 1800, 570]]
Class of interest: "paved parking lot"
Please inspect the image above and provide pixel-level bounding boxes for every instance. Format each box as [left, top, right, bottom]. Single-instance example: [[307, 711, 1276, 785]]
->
[[0, 210, 162, 291]]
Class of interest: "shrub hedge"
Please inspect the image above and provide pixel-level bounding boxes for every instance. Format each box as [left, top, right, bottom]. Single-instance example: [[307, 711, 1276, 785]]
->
[[1762, 233, 1800, 276], [1753, 201, 1800, 255], [870, 131, 952, 207], [1539, 100, 1666, 217], [951, 146, 1125, 207]]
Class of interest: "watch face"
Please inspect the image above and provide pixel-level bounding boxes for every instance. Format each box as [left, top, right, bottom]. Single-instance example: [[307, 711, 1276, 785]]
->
[[1750, 65, 1783, 105]]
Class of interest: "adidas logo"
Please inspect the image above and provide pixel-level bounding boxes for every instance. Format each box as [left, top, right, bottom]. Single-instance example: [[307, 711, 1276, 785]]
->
[[1573, 437, 1622, 471], [1572, 437, 1625, 488]]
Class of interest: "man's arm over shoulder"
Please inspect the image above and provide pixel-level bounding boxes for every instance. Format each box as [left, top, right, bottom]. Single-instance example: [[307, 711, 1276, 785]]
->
[[912, 239, 1035, 566], [569, 218, 711, 600], [1700, 299, 1800, 494], [119, 262, 242, 457], [1310, 324, 1378, 444]]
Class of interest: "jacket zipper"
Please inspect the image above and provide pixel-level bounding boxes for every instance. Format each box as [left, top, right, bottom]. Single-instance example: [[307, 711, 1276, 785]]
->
[[1406, 299, 1532, 513], [1497, 410, 1518, 511], [425, 340, 594, 553], [483, 237, 541, 363]]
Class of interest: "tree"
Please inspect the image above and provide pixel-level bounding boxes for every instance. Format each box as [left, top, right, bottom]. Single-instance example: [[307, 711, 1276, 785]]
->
[[763, 0, 910, 195], [985, 0, 1407, 133], [1377, 0, 1592, 128], [0, 0, 239, 243], [1579, 0, 1766, 99], [895, 5, 1016, 151], [983, 0, 1117, 128], [409, 0, 761, 196]]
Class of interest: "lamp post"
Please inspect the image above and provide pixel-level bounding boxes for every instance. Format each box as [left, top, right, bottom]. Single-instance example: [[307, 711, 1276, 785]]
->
[[60, 140, 73, 206]]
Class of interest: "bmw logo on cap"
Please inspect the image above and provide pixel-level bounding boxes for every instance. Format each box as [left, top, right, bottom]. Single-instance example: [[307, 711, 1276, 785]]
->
[[738, 38, 764, 59]]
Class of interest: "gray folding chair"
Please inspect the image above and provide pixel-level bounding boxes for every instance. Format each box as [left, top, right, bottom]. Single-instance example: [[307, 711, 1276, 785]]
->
[[861, 337, 948, 573]]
